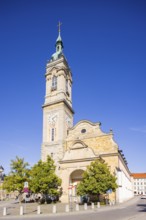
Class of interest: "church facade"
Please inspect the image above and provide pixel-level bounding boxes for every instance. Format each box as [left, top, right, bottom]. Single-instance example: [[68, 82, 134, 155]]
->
[[41, 26, 133, 203]]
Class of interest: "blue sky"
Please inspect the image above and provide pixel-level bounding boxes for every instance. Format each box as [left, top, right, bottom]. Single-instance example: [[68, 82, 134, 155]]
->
[[0, 0, 146, 174]]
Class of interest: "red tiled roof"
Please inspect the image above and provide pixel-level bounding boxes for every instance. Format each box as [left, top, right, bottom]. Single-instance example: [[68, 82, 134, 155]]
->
[[131, 173, 146, 178]]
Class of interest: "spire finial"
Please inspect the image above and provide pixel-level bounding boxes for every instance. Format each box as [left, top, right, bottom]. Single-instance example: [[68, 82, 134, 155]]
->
[[58, 21, 62, 33], [51, 22, 63, 61]]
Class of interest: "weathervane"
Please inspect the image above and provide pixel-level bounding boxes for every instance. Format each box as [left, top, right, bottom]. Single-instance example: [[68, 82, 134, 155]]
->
[[58, 21, 62, 33]]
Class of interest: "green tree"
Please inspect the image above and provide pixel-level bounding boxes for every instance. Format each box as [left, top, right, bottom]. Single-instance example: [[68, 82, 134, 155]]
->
[[29, 156, 61, 196], [77, 159, 118, 199], [2, 156, 30, 193]]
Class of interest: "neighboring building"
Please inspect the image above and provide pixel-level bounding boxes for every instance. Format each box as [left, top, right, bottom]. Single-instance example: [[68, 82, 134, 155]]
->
[[131, 173, 146, 195], [0, 166, 4, 180], [0, 165, 5, 200], [41, 24, 133, 203]]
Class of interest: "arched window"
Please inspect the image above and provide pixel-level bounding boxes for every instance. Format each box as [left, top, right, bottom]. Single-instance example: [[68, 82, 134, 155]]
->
[[51, 128, 55, 141], [66, 79, 68, 92], [52, 76, 57, 90], [66, 79, 70, 96]]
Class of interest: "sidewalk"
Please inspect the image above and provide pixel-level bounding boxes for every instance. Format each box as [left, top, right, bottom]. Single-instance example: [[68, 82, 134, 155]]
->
[[0, 196, 142, 218], [138, 214, 146, 220], [122, 213, 146, 220], [0, 199, 119, 218]]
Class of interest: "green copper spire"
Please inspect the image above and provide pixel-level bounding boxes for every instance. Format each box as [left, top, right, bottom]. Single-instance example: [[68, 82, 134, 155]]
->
[[51, 22, 64, 61]]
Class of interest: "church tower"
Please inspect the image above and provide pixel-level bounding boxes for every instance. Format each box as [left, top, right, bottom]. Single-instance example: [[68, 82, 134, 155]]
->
[[41, 23, 74, 168]]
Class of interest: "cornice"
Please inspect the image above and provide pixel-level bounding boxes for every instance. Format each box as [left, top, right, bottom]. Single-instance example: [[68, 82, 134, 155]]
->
[[118, 152, 131, 175], [46, 55, 69, 69], [69, 120, 101, 131], [59, 156, 100, 164], [42, 99, 74, 114]]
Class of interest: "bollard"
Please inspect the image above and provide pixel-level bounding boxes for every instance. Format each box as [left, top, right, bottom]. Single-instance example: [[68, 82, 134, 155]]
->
[[97, 202, 100, 208], [109, 201, 112, 206], [20, 206, 24, 215], [3, 207, 7, 216], [84, 203, 88, 210], [91, 202, 94, 209], [52, 204, 57, 213], [37, 205, 41, 214], [65, 204, 69, 212], [75, 203, 79, 211]]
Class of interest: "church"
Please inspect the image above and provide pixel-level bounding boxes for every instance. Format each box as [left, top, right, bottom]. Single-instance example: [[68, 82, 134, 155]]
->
[[41, 24, 133, 203]]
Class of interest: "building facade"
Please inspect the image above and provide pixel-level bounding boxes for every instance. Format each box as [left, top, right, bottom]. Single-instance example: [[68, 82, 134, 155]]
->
[[0, 166, 5, 200], [131, 173, 146, 195], [41, 26, 133, 203]]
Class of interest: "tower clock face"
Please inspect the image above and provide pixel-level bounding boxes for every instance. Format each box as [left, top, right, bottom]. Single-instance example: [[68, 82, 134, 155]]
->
[[66, 115, 72, 128], [48, 113, 58, 126]]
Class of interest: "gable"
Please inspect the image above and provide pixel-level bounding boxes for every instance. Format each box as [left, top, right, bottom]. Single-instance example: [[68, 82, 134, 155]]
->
[[66, 120, 118, 154], [62, 141, 96, 161], [67, 120, 105, 140]]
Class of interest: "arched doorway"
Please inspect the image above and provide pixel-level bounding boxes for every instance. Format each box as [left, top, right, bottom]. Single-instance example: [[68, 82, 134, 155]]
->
[[68, 169, 84, 202]]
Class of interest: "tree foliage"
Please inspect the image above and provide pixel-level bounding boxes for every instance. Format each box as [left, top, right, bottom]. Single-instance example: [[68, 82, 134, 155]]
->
[[77, 159, 118, 196], [2, 156, 30, 193], [29, 156, 61, 196]]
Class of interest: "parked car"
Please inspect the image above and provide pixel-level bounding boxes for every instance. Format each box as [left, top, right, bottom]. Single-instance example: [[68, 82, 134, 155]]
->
[[38, 194, 59, 204], [141, 195, 146, 199], [79, 195, 91, 205]]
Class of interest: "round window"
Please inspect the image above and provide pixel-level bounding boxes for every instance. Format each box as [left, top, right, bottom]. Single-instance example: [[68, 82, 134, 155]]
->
[[81, 129, 86, 133]]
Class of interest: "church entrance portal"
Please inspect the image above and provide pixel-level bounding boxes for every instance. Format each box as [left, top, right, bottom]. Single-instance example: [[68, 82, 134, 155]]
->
[[69, 169, 84, 202]]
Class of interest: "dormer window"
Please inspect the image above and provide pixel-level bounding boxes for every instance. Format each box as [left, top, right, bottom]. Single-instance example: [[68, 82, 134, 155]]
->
[[51, 76, 57, 91]]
